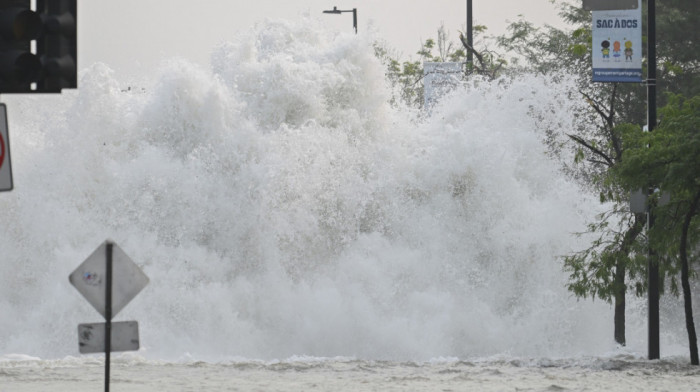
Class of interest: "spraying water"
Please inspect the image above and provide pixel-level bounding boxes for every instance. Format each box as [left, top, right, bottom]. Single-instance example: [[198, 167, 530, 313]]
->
[[0, 18, 690, 362]]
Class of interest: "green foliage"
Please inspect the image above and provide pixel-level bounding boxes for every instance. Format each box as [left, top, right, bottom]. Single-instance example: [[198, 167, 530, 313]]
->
[[610, 95, 700, 295], [656, 0, 700, 100], [374, 22, 505, 108], [373, 0, 700, 350], [373, 43, 425, 108], [372, 2, 699, 347], [614, 95, 700, 214], [622, 94, 700, 364], [563, 165, 653, 302], [614, 95, 700, 195], [496, 1, 700, 307], [563, 211, 647, 303]]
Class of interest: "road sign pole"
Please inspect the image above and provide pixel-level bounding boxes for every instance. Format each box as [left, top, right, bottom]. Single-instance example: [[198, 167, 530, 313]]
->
[[70, 239, 149, 389], [105, 242, 113, 392], [646, 0, 660, 361]]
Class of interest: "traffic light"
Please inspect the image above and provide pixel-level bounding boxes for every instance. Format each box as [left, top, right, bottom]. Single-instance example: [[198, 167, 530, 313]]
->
[[35, 0, 76, 92], [0, 0, 76, 93], [0, 0, 43, 92]]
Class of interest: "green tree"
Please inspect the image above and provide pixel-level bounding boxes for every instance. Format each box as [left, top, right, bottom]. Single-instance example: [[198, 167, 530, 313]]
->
[[375, 0, 699, 347], [496, 2, 647, 346], [495, 0, 699, 347], [655, 1, 700, 102], [374, 23, 466, 108], [614, 94, 700, 364], [375, 23, 505, 109]]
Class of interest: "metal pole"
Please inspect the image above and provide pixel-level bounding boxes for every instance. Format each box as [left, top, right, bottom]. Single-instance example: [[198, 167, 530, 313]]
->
[[352, 8, 357, 34], [466, 0, 473, 67], [105, 242, 113, 391], [647, 0, 659, 360]]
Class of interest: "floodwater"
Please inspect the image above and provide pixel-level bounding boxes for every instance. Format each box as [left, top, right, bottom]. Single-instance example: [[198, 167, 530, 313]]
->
[[3, 355, 700, 391]]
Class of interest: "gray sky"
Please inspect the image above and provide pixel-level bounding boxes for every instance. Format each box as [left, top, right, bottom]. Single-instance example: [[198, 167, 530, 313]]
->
[[80, 0, 567, 77]]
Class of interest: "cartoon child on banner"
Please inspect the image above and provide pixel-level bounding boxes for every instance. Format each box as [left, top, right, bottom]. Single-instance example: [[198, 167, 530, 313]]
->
[[601, 40, 610, 60], [624, 40, 633, 62], [613, 41, 621, 61]]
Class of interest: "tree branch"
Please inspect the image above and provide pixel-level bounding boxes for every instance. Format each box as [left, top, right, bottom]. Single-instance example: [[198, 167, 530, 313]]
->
[[458, 33, 501, 79], [608, 84, 623, 161], [580, 89, 612, 126], [568, 133, 615, 167]]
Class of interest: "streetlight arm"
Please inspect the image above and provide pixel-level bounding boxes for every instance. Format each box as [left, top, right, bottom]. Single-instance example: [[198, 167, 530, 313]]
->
[[322, 7, 354, 13], [322, 6, 357, 34]]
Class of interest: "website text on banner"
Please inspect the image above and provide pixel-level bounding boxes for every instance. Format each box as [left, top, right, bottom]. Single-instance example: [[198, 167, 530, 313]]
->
[[591, 0, 642, 83]]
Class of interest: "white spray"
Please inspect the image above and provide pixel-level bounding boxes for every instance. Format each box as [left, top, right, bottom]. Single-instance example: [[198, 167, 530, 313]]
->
[[0, 17, 689, 361]]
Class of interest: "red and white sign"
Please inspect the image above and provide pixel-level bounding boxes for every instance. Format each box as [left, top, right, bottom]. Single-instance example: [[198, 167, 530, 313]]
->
[[0, 125, 5, 168], [0, 103, 12, 192]]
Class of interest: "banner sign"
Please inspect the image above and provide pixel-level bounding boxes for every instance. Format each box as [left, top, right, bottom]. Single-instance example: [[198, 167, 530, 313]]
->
[[423, 62, 463, 109], [591, 0, 642, 83]]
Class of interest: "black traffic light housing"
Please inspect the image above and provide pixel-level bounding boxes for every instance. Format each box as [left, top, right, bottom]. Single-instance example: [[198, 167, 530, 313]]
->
[[0, 0, 76, 93], [0, 0, 43, 92], [36, 0, 76, 92]]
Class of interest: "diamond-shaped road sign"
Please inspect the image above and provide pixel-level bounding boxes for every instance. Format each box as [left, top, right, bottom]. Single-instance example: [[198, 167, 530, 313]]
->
[[70, 241, 149, 319]]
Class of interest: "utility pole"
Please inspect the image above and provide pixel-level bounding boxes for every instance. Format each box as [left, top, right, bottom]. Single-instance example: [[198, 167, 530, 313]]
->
[[646, 0, 659, 361], [466, 0, 473, 69]]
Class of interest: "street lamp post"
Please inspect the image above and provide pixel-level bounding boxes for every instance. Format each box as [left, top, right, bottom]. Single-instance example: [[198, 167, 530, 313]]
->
[[646, 0, 659, 361], [466, 0, 473, 69], [322, 6, 357, 34], [583, 0, 659, 360]]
